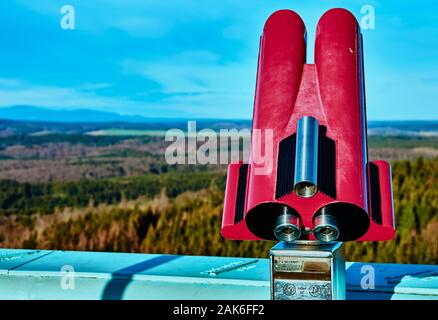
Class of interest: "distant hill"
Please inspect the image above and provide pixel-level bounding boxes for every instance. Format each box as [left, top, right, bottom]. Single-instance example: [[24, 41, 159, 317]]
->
[[0, 106, 153, 123], [368, 121, 438, 137], [0, 105, 437, 137]]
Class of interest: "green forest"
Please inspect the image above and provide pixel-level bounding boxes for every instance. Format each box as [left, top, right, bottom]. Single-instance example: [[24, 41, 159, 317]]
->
[[0, 171, 224, 215], [0, 156, 437, 265]]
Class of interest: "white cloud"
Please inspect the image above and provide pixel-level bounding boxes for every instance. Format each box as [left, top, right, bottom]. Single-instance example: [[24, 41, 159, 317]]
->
[[0, 78, 157, 116], [0, 77, 229, 118], [0, 78, 23, 87], [79, 82, 113, 91], [109, 17, 170, 38], [122, 50, 254, 94], [366, 69, 438, 120], [121, 50, 256, 117]]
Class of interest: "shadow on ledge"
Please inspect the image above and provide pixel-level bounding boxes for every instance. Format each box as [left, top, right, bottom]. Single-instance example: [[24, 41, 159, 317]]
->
[[101, 254, 181, 300]]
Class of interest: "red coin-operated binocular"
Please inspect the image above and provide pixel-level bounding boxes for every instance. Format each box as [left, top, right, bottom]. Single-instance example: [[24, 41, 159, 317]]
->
[[222, 9, 396, 244]]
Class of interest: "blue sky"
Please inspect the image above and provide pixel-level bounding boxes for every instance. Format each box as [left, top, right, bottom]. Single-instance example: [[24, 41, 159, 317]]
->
[[0, 0, 436, 120]]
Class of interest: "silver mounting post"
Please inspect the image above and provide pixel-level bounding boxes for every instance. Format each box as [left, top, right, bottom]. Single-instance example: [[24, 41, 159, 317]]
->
[[270, 241, 346, 300]]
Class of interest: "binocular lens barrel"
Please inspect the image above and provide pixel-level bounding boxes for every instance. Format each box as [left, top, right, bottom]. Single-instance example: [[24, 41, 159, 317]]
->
[[313, 214, 340, 242], [274, 213, 302, 242], [294, 116, 319, 198]]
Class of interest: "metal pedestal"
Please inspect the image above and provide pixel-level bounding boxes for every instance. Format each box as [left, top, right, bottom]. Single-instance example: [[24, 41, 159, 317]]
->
[[270, 241, 345, 300]]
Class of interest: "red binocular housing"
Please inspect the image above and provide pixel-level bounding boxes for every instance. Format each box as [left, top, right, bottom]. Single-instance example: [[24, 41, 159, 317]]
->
[[221, 9, 396, 243]]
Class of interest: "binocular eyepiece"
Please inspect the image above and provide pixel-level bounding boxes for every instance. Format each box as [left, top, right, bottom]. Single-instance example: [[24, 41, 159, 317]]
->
[[313, 214, 340, 242], [274, 214, 302, 242], [273, 211, 340, 243]]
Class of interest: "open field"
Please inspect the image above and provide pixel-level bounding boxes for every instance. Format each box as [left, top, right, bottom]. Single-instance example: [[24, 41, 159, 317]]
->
[[86, 129, 169, 136], [0, 121, 436, 183]]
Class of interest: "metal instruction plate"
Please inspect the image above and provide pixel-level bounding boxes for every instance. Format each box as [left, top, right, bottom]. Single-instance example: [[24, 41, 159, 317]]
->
[[273, 256, 331, 273], [273, 279, 331, 300]]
